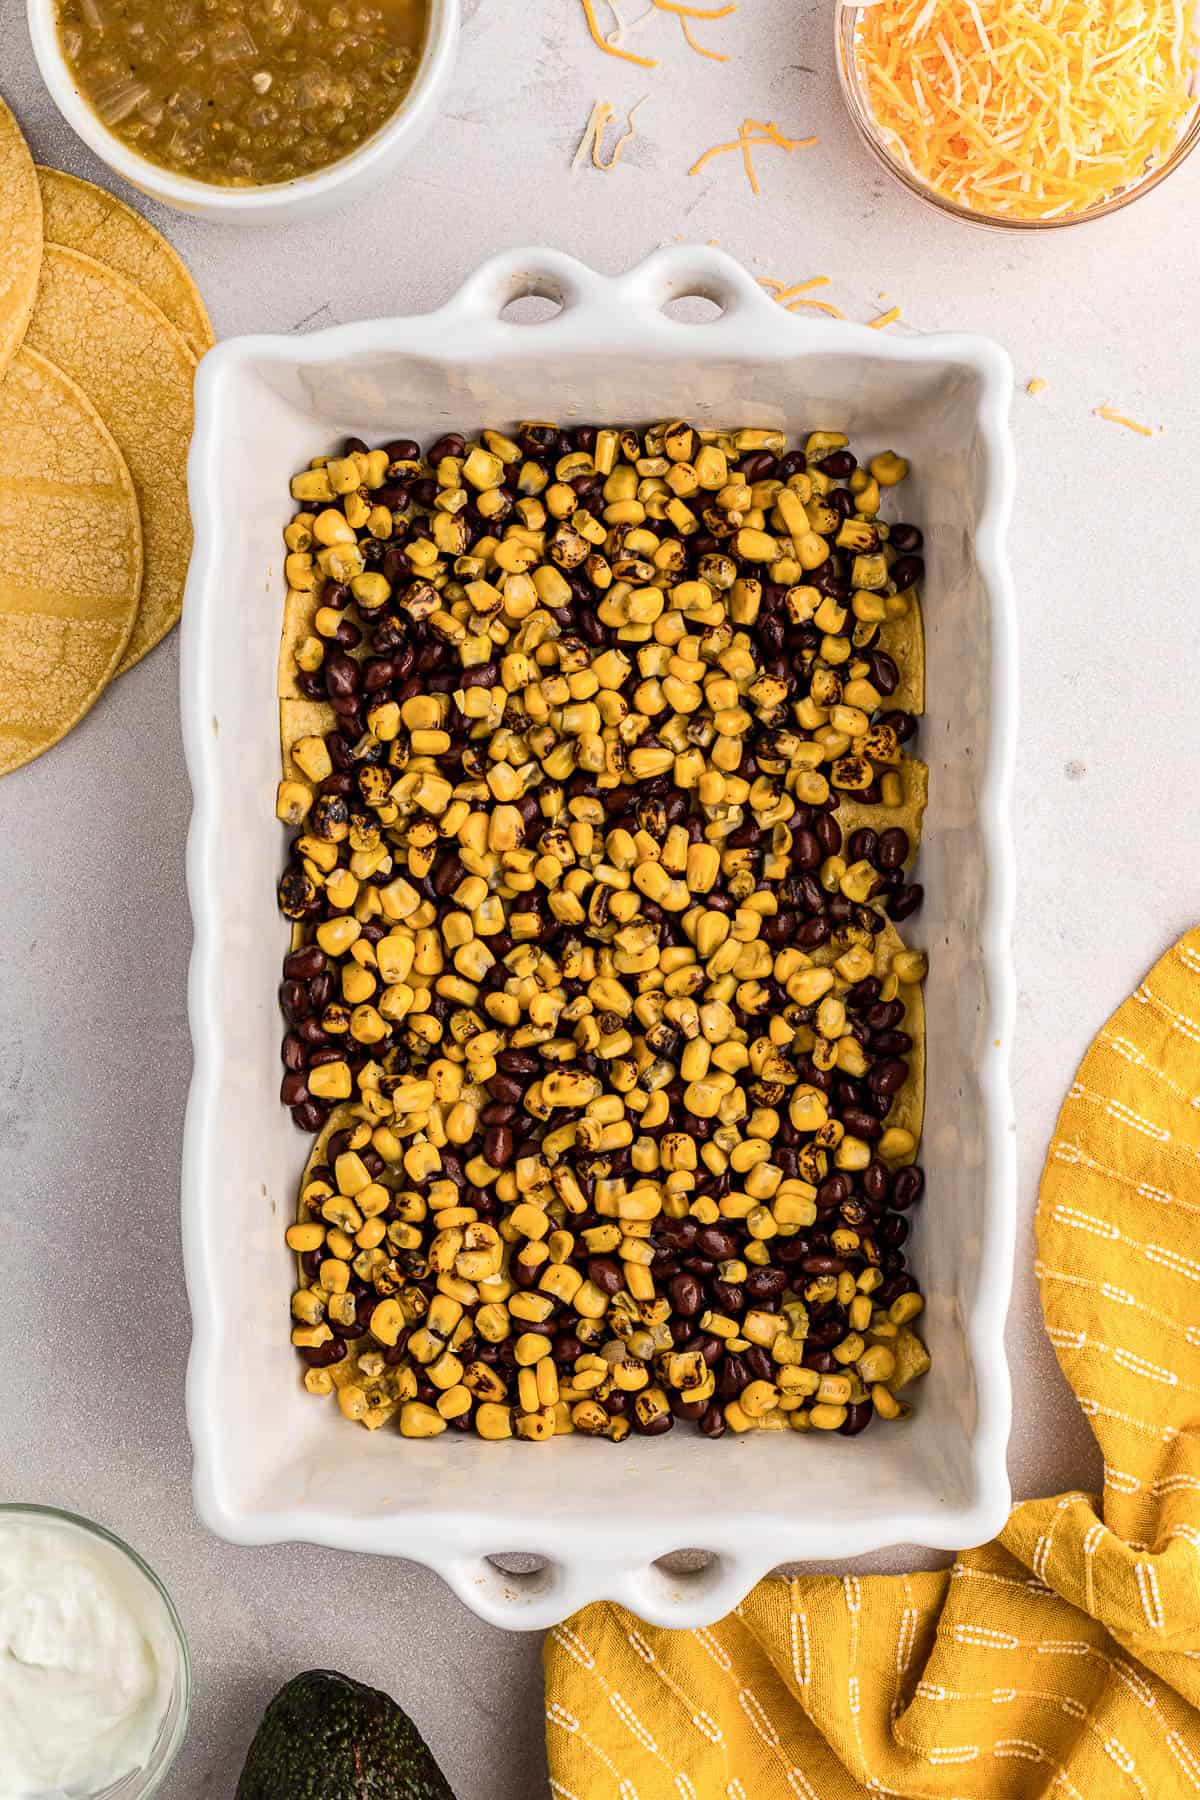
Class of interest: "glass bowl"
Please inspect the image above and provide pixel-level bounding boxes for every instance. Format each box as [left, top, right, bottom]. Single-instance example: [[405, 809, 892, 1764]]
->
[[836, 0, 1200, 230], [0, 1505, 191, 1799]]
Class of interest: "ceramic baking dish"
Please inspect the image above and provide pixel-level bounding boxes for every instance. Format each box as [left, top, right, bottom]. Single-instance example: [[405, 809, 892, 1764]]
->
[[182, 245, 1017, 1631]]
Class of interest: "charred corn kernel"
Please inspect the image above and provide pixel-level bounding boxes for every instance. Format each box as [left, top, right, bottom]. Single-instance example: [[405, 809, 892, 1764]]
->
[[858, 1346, 896, 1384], [809, 1402, 847, 1430], [892, 949, 928, 984], [291, 1288, 324, 1325], [869, 450, 908, 486], [889, 1292, 925, 1326], [307, 1061, 351, 1099], [369, 1298, 404, 1346], [286, 1222, 325, 1253], [399, 1402, 446, 1438], [740, 1379, 780, 1417]]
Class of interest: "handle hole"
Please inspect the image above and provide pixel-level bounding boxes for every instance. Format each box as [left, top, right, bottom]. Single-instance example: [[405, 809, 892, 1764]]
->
[[498, 293, 565, 326], [654, 1548, 717, 1577], [660, 293, 726, 324], [486, 1551, 547, 1578]]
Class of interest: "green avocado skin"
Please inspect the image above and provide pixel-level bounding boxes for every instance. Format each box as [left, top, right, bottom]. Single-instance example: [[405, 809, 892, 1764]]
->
[[236, 1669, 457, 1800]]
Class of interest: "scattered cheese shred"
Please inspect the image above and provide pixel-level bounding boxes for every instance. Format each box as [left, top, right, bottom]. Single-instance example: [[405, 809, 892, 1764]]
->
[[852, 0, 1198, 220], [786, 298, 847, 317], [680, 14, 730, 57], [760, 274, 875, 323], [572, 97, 648, 171], [1095, 404, 1155, 436], [772, 276, 832, 301], [689, 118, 818, 193], [578, 0, 659, 66], [649, 0, 736, 58], [1026, 377, 1048, 395], [868, 304, 903, 328], [573, 99, 611, 170]]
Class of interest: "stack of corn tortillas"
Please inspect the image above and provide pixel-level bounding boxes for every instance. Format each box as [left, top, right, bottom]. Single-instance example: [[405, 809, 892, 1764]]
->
[[0, 95, 212, 777]]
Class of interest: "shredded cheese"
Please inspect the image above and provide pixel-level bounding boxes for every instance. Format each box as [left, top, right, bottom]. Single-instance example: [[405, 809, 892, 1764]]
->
[[573, 97, 648, 170], [867, 304, 902, 328], [1095, 403, 1155, 436], [1026, 377, 1048, 395], [689, 118, 818, 193], [578, 0, 658, 66], [573, 100, 611, 170], [650, 0, 736, 58], [852, 0, 1198, 220]]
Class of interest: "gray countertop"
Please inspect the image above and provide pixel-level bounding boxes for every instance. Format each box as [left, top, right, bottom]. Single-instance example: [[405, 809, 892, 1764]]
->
[[4, 0, 1199, 1791]]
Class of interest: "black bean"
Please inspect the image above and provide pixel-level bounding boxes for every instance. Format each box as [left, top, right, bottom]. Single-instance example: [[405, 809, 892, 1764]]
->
[[668, 1272, 703, 1317], [745, 1266, 787, 1302], [695, 1227, 737, 1261], [739, 450, 778, 481], [890, 554, 925, 590], [888, 883, 924, 922], [698, 1403, 726, 1439], [588, 1257, 623, 1297], [877, 827, 909, 870], [483, 1126, 514, 1166], [868, 1058, 909, 1097], [280, 1071, 308, 1105], [862, 1162, 891, 1204], [633, 1409, 674, 1437], [865, 649, 899, 695], [814, 813, 842, 856], [892, 1166, 925, 1210], [818, 450, 856, 477], [839, 1401, 874, 1436]]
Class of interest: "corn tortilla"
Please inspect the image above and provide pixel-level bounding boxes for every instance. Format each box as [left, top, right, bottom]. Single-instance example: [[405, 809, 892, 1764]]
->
[[0, 347, 142, 776], [278, 587, 323, 701], [280, 697, 336, 782], [36, 168, 214, 362], [878, 592, 924, 715], [836, 754, 928, 864], [24, 245, 195, 675], [0, 99, 42, 384]]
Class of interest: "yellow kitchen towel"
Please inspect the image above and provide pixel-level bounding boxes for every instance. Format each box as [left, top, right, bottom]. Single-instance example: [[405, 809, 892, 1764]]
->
[[545, 926, 1200, 1797]]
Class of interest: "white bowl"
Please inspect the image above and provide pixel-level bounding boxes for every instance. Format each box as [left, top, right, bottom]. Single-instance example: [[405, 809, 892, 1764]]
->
[[182, 245, 1018, 1631], [26, 0, 460, 224]]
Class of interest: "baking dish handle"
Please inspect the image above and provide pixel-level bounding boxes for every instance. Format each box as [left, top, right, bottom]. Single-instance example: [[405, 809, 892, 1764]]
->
[[440, 244, 783, 330], [439, 1545, 767, 1631]]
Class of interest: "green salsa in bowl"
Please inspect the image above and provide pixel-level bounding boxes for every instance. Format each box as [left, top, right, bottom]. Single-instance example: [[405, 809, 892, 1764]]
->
[[28, 0, 459, 221]]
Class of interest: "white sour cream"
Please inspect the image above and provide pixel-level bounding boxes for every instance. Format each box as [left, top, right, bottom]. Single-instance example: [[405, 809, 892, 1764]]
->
[[0, 1517, 175, 1798]]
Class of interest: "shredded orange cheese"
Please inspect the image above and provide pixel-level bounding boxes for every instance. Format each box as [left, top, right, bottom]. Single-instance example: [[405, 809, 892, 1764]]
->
[[1095, 404, 1155, 436], [868, 305, 902, 329], [649, 0, 736, 57], [578, 0, 658, 66], [689, 118, 818, 194], [853, 0, 1198, 220], [1026, 377, 1048, 395]]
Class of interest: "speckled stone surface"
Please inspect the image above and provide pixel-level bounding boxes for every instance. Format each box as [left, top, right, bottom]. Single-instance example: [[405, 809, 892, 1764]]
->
[[4, 0, 1200, 1790]]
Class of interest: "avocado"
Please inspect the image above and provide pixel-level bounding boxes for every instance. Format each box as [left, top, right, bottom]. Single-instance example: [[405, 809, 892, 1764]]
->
[[236, 1669, 457, 1800]]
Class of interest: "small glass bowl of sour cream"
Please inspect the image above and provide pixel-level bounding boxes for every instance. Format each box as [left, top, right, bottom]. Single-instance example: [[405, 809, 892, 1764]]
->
[[0, 1506, 190, 1800]]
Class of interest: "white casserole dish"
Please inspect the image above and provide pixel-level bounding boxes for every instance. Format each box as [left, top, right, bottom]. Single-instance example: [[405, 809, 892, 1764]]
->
[[182, 245, 1018, 1631]]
